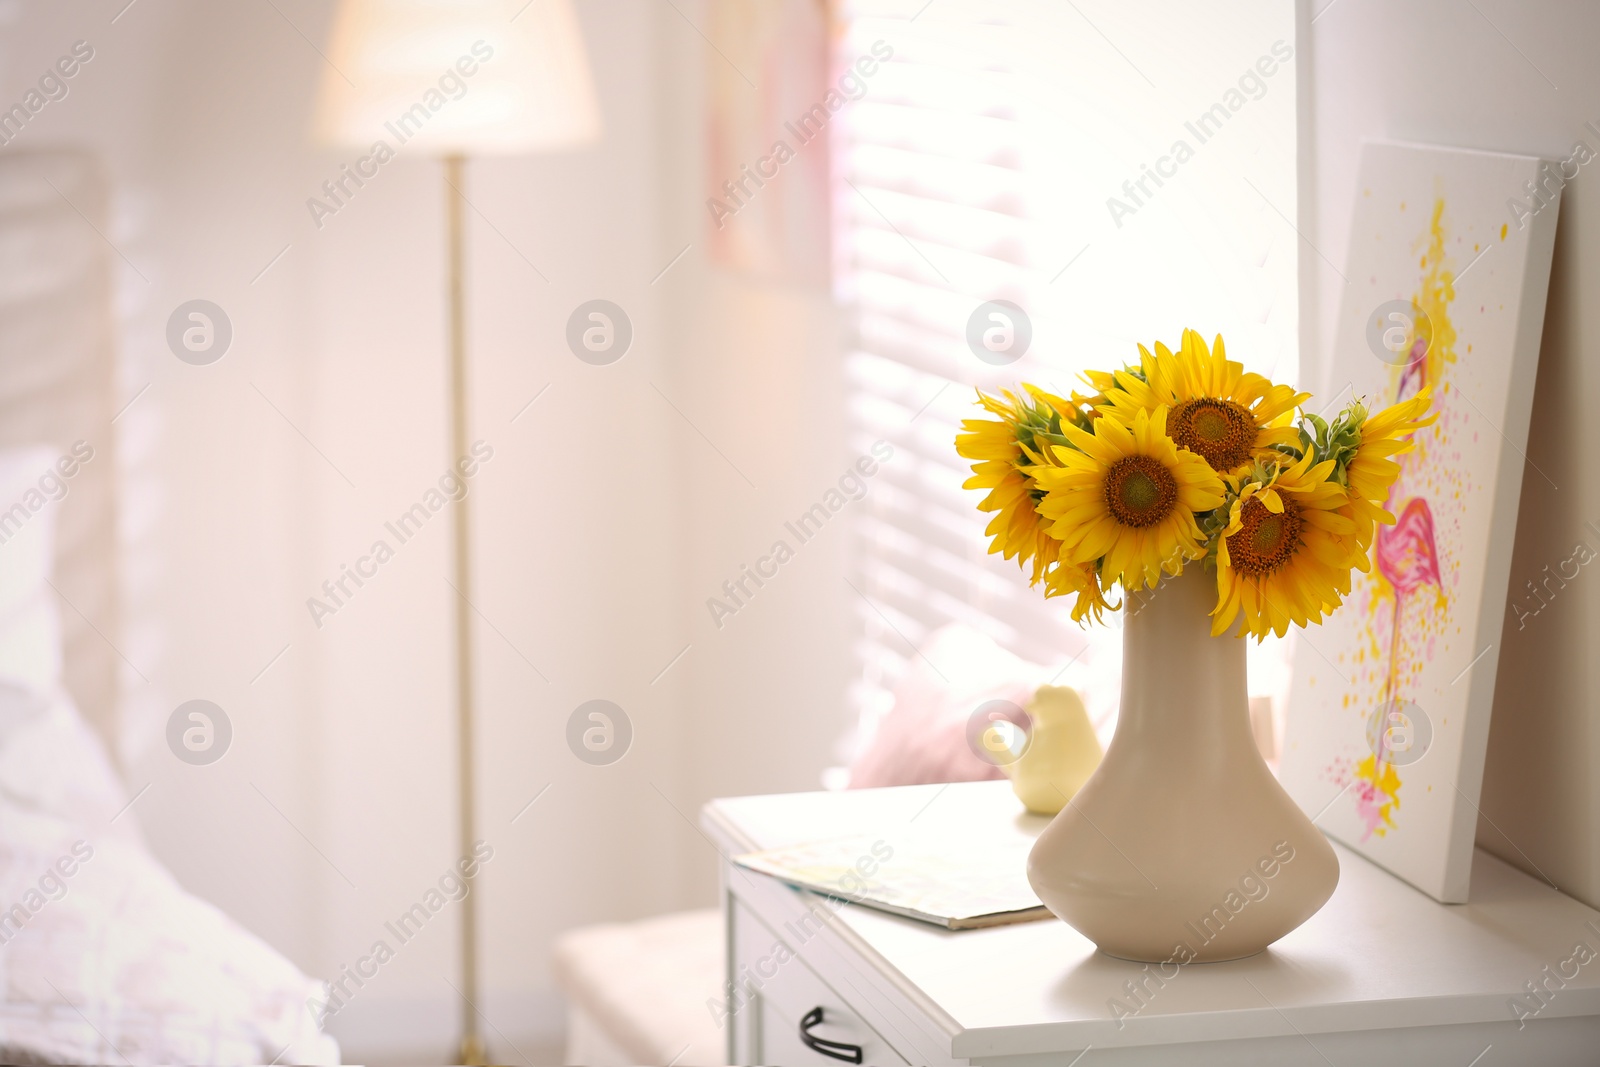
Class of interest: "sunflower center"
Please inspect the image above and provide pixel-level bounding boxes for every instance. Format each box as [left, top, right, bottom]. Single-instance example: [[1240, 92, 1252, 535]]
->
[[1226, 496, 1304, 578], [1171, 398, 1258, 472], [1104, 455, 1179, 528]]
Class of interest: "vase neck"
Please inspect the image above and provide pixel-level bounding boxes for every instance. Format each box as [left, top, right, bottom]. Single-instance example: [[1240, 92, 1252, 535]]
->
[[1115, 567, 1254, 745]]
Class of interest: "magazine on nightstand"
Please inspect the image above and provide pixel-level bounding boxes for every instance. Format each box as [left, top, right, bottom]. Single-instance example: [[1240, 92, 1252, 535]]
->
[[733, 832, 1051, 930]]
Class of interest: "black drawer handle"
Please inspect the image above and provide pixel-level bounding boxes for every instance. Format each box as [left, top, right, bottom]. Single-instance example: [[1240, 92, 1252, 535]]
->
[[799, 1006, 863, 1064]]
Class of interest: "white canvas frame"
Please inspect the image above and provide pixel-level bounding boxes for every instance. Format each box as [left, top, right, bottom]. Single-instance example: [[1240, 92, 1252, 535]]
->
[[1282, 141, 1560, 903]]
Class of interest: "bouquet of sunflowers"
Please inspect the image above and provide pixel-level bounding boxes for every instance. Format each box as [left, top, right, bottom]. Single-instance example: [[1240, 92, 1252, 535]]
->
[[955, 330, 1435, 639]]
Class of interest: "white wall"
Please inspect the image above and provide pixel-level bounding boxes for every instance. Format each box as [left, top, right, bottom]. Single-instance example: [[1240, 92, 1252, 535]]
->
[[2, 0, 712, 1059], [654, 4, 858, 906], [1303, 0, 1600, 906]]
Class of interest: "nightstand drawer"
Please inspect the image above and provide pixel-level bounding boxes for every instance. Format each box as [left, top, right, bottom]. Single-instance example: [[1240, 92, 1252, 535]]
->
[[732, 900, 909, 1066]]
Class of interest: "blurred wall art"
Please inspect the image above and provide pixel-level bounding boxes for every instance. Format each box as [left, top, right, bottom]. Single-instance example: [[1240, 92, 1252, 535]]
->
[[703, 0, 833, 283]]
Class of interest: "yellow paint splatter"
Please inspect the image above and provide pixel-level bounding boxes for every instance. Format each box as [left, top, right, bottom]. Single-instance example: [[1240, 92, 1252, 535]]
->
[[1349, 193, 1461, 841], [1397, 197, 1459, 449]]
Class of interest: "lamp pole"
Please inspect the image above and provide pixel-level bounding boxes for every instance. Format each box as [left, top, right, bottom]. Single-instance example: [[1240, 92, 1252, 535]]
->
[[444, 152, 486, 1067]]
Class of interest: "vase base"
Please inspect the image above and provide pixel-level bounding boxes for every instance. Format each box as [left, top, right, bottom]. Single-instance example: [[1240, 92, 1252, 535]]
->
[[1096, 945, 1267, 965]]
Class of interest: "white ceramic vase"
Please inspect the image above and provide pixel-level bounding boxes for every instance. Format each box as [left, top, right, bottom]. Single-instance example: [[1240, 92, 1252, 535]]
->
[[1026, 567, 1339, 963]]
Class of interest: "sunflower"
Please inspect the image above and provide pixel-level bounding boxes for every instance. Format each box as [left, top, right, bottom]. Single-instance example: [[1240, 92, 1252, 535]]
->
[[955, 386, 1074, 585], [1212, 453, 1361, 640], [1033, 406, 1225, 592], [1096, 330, 1309, 476], [1341, 390, 1437, 555], [1043, 558, 1117, 624]]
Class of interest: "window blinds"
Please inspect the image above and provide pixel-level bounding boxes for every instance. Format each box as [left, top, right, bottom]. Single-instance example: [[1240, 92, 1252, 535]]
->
[[831, 0, 1300, 755]]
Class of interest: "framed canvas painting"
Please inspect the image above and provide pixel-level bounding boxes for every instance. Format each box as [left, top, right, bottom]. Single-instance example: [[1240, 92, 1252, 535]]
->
[[1281, 141, 1561, 903]]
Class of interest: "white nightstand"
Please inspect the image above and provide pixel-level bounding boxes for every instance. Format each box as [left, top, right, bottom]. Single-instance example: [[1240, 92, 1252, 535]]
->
[[701, 781, 1600, 1066]]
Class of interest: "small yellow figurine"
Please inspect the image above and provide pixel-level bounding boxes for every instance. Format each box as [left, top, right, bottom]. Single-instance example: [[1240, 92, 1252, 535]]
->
[[1000, 685, 1103, 815]]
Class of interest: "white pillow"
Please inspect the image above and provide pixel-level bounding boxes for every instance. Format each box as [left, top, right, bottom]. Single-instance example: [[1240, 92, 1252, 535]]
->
[[0, 448, 64, 694], [0, 683, 340, 1065]]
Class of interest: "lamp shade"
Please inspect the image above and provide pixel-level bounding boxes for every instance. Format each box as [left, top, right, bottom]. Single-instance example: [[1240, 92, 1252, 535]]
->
[[313, 0, 602, 155]]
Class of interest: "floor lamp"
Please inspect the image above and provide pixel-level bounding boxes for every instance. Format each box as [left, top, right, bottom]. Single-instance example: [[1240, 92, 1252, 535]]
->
[[313, 3, 601, 1062]]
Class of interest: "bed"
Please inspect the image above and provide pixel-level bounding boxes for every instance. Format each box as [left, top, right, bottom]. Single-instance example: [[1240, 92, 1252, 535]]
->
[[0, 149, 339, 1065]]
